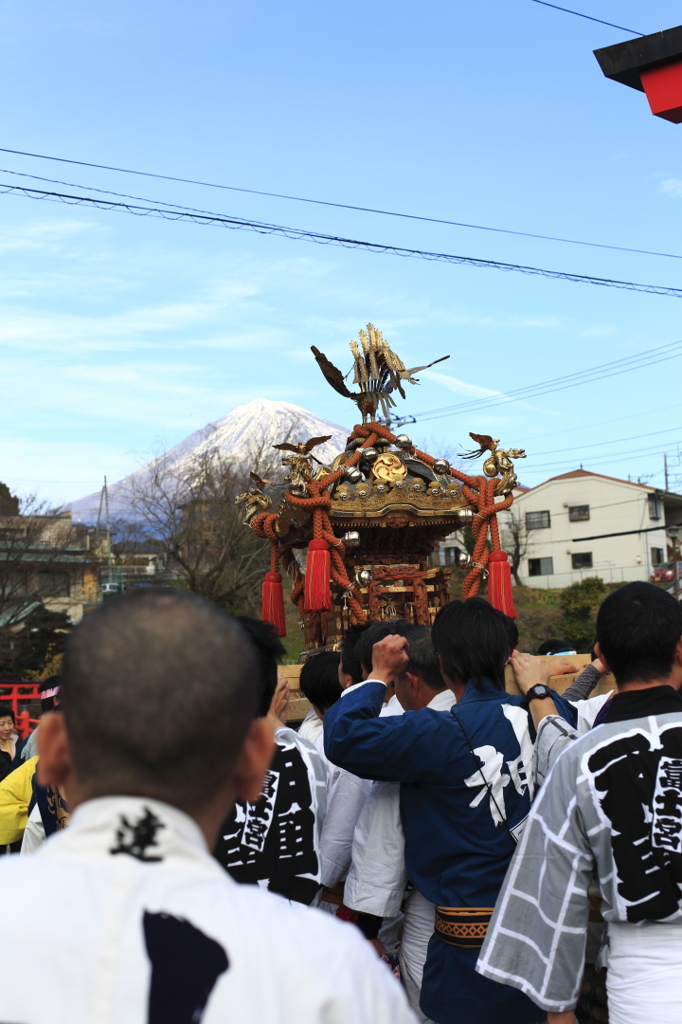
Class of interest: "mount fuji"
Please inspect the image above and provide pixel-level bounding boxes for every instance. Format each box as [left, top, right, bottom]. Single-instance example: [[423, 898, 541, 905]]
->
[[68, 399, 351, 524]]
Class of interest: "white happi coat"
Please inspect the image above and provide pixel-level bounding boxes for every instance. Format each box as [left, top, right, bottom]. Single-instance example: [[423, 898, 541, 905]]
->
[[344, 688, 456, 917], [319, 694, 402, 888], [0, 795, 417, 1024], [344, 688, 456, 1023]]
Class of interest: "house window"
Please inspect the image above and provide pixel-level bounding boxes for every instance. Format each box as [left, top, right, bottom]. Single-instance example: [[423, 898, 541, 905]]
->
[[38, 571, 70, 597], [526, 510, 551, 530], [571, 552, 593, 569], [443, 546, 462, 566], [651, 547, 664, 566], [568, 505, 590, 522], [528, 557, 554, 576], [649, 498, 662, 520], [8, 573, 29, 596]]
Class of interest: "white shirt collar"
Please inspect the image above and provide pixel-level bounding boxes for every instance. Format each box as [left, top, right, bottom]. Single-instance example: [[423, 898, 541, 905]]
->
[[427, 688, 457, 711], [44, 795, 219, 870]]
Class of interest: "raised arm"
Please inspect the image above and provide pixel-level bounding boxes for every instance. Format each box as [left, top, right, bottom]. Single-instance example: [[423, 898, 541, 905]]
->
[[509, 652, 561, 729], [324, 636, 443, 783]]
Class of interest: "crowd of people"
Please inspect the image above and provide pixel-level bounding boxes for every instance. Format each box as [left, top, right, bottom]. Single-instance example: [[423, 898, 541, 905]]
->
[[0, 579, 679, 1023]]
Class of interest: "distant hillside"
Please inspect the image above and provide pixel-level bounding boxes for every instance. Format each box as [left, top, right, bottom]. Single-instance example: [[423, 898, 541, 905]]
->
[[68, 398, 350, 524]]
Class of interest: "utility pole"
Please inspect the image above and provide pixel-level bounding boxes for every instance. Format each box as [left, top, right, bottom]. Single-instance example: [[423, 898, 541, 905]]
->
[[104, 476, 112, 576], [95, 477, 113, 584], [377, 412, 417, 431], [665, 453, 669, 491], [667, 525, 680, 602]]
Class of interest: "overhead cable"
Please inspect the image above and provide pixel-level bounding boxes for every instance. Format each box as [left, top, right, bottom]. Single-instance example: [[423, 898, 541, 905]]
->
[[0, 146, 677, 260], [529, 0, 644, 35], [413, 340, 682, 422], [520, 399, 681, 446], [529, 424, 682, 459], [3, 181, 682, 301], [523, 441, 681, 473], [574, 523, 681, 542]]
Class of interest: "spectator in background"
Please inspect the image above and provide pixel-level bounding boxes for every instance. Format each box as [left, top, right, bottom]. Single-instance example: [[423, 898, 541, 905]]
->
[[0, 590, 415, 1023], [0, 755, 38, 851], [0, 708, 17, 781], [21, 677, 61, 763], [213, 618, 328, 906]]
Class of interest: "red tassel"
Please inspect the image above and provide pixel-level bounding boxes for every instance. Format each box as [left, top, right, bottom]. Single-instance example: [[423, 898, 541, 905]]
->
[[305, 539, 332, 612], [487, 550, 517, 618], [262, 571, 286, 636]]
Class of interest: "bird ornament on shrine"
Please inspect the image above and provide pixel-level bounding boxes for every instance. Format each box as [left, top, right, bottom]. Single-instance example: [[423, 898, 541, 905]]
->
[[273, 435, 333, 497], [234, 472, 274, 525], [461, 434, 527, 494], [311, 323, 450, 422]]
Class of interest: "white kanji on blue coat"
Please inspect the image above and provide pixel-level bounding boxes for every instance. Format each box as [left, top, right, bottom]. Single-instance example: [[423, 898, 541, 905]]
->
[[464, 745, 511, 825], [464, 705, 535, 826]]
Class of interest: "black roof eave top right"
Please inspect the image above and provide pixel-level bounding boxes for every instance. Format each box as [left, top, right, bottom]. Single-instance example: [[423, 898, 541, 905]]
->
[[594, 25, 682, 91]]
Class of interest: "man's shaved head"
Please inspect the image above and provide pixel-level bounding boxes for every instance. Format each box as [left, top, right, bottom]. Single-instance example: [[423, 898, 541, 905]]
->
[[60, 589, 258, 813]]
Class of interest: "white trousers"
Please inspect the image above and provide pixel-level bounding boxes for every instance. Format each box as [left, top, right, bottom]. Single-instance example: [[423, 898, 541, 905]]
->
[[608, 922, 682, 1024], [400, 887, 436, 1024]]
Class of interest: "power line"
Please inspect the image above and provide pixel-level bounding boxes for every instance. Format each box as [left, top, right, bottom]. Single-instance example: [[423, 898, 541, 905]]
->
[[525, 442, 681, 473], [530, 425, 682, 459], [3, 180, 682, 301], [529, 0, 644, 36], [518, 400, 682, 447], [573, 523, 681, 542], [413, 340, 682, 422], [0, 146, 678, 261]]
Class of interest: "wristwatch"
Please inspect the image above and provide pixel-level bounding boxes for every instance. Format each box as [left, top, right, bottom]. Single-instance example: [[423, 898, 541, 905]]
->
[[525, 684, 552, 701]]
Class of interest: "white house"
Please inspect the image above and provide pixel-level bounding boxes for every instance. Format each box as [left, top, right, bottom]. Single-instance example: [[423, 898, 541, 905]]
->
[[499, 469, 682, 589]]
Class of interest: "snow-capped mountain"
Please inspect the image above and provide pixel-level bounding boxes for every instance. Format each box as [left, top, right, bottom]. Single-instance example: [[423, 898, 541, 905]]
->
[[68, 399, 350, 524]]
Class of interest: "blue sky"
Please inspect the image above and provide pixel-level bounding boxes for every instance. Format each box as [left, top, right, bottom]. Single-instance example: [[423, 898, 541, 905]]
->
[[1, 0, 681, 503]]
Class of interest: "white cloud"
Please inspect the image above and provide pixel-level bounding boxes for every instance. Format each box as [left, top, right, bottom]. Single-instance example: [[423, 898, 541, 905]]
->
[[421, 369, 500, 399], [578, 325, 615, 338], [660, 178, 682, 198]]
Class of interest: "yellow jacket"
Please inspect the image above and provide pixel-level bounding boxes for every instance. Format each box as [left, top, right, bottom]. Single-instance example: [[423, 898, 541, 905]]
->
[[0, 757, 38, 844]]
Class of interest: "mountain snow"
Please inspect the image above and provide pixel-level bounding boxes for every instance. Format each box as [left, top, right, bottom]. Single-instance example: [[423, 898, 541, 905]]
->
[[68, 398, 350, 524]]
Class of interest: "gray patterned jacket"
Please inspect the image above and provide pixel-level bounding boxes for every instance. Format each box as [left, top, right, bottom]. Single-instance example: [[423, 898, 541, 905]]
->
[[476, 686, 682, 1012]]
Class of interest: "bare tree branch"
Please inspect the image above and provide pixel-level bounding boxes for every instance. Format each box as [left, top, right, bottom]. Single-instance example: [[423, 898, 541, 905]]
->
[[121, 423, 303, 612]]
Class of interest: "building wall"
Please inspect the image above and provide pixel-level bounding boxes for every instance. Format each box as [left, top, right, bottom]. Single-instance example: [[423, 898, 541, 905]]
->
[[503, 475, 668, 589]]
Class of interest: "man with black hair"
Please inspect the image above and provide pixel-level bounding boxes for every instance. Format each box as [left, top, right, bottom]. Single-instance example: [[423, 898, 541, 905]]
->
[[214, 618, 328, 906], [339, 622, 370, 688], [356, 620, 417, 705], [299, 651, 343, 721], [298, 625, 370, 746], [324, 597, 575, 1024], [0, 591, 415, 1023], [478, 581, 682, 1024]]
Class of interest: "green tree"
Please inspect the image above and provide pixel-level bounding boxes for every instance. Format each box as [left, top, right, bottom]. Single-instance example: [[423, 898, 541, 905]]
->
[[559, 576, 607, 652], [0, 483, 19, 517], [0, 605, 71, 679]]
